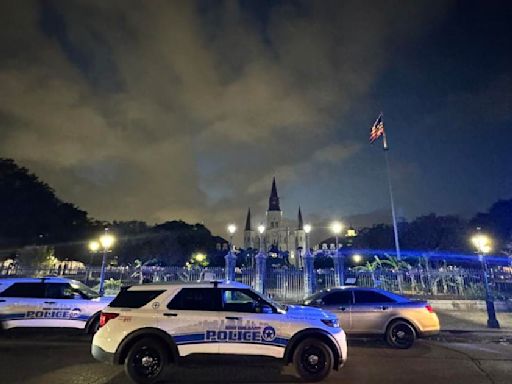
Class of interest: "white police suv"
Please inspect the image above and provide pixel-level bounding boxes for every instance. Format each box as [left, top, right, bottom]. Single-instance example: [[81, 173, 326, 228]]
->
[[92, 281, 348, 383], [0, 277, 113, 333]]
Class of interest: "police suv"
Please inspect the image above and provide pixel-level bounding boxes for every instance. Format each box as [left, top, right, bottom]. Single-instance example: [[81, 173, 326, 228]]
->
[[92, 281, 347, 383], [0, 277, 112, 333]]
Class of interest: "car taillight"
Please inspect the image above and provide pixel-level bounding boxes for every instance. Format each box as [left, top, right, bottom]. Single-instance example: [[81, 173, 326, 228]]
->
[[425, 304, 434, 313], [99, 312, 119, 328]]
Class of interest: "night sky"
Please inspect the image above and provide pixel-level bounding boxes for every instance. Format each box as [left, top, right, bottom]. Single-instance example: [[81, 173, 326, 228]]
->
[[1, 1, 511, 243]]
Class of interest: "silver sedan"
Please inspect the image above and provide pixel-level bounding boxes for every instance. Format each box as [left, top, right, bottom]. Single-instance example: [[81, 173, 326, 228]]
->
[[303, 287, 440, 348]]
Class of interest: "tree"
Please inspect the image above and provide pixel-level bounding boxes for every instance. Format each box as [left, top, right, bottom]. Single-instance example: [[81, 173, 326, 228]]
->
[[353, 256, 384, 287], [471, 199, 512, 252], [353, 224, 395, 250], [401, 214, 469, 252], [0, 159, 93, 265], [111, 220, 227, 267]]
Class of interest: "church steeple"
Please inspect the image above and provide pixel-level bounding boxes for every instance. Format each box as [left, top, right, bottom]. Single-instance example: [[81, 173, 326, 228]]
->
[[245, 208, 252, 231], [297, 207, 304, 230], [268, 177, 281, 211]]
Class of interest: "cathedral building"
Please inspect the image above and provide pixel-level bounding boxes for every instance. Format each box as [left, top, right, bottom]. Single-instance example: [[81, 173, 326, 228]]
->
[[243, 178, 307, 268]]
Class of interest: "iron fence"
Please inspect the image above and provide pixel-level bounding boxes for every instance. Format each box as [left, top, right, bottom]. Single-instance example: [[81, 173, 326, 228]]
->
[[2, 264, 511, 302]]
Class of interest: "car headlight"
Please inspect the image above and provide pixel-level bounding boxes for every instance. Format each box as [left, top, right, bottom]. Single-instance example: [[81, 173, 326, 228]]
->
[[321, 318, 340, 328]]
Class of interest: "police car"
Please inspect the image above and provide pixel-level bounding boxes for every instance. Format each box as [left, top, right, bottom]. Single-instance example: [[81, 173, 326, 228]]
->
[[0, 277, 113, 333], [92, 281, 347, 383]]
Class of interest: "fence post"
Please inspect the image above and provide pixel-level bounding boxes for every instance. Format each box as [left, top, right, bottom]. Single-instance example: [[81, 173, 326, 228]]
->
[[225, 250, 237, 282], [254, 250, 267, 293], [303, 250, 315, 297], [332, 252, 345, 287]]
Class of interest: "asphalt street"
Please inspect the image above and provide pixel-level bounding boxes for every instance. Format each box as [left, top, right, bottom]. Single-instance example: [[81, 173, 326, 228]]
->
[[0, 330, 511, 384]]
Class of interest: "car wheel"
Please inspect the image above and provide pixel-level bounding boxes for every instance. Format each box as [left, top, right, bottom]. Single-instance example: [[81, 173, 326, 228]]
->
[[293, 337, 333, 382], [87, 315, 100, 335], [386, 320, 416, 349], [124, 338, 168, 384]]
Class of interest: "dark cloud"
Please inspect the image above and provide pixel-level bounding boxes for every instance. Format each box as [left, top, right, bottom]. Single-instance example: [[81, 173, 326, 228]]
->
[[4, 1, 510, 244]]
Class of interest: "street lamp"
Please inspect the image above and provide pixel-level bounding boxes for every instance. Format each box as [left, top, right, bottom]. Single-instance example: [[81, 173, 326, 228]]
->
[[330, 221, 343, 251], [88, 241, 100, 253], [88, 229, 116, 296], [304, 224, 312, 251], [471, 232, 500, 328], [331, 221, 344, 286], [352, 254, 363, 264], [225, 224, 237, 282], [257, 224, 265, 252], [227, 224, 237, 251]]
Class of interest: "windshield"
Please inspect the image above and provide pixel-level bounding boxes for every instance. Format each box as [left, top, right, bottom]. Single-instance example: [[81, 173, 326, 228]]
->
[[252, 289, 287, 312], [70, 281, 100, 300], [303, 292, 323, 305]]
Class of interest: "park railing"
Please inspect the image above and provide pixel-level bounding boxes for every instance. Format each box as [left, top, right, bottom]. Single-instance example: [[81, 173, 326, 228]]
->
[[1, 264, 511, 302]]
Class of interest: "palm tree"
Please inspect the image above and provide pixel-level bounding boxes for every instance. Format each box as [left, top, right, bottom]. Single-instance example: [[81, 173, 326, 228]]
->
[[354, 256, 384, 288], [379, 255, 411, 294]]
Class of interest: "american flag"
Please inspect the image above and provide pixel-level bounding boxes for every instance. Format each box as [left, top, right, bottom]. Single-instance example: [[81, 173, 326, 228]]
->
[[369, 114, 385, 143]]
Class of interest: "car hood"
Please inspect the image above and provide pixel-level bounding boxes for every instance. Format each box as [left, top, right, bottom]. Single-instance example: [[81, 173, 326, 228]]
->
[[285, 304, 334, 320]]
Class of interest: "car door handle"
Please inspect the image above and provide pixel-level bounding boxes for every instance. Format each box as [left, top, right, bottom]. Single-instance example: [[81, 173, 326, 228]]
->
[[381, 306, 389, 310], [44, 301, 56, 304], [339, 306, 347, 311], [225, 316, 241, 320], [164, 313, 177, 317]]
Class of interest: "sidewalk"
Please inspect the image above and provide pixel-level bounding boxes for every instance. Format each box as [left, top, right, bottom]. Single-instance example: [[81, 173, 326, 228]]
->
[[437, 310, 512, 331], [434, 310, 512, 343]]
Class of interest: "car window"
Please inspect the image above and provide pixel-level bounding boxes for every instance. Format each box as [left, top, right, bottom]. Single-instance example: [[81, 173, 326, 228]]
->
[[222, 289, 258, 313], [0, 282, 45, 298], [222, 289, 277, 313], [322, 291, 353, 306], [354, 290, 395, 304], [167, 288, 221, 311], [69, 281, 100, 299], [110, 288, 165, 308], [44, 283, 76, 299]]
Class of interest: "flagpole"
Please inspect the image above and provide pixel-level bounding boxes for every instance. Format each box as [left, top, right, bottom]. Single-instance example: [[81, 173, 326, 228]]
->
[[382, 131, 402, 262]]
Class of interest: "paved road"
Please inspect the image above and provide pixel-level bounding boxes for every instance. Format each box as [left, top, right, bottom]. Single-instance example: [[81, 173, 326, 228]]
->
[[1, 331, 511, 384]]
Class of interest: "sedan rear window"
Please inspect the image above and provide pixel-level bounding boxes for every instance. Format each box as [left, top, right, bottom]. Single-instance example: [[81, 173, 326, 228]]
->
[[109, 288, 165, 308], [322, 291, 353, 305], [354, 290, 395, 304]]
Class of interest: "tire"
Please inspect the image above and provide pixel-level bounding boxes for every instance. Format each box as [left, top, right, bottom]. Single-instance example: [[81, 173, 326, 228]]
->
[[293, 337, 334, 382], [87, 315, 100, 335], [386, 320, 416, 349], [124, 338, 168, 384]]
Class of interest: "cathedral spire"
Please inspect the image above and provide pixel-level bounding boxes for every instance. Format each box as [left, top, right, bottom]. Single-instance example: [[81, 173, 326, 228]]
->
[[268, 177, 281, 211], [245, 208, 252, 231], [297, 206, 304, 230]]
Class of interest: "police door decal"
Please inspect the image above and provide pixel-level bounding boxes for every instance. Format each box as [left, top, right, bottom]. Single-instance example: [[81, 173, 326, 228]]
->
[[174, 320, 288, 347]]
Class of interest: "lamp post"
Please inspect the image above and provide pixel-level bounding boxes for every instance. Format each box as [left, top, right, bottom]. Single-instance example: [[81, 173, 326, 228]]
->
[[87, 241, 100, 284], [88, 229, 115, 296], [258, 224, 265, 252], [330, 221, 344, 286], [255, 224, 267, 293], [227, 224, 236, 251], [303, 224, 314, 296], [304, 224, 312, 253], [472, 232, 500, 329], [225, 224, 237, 282]]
